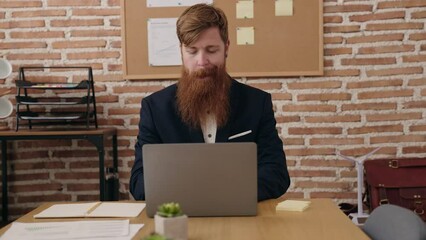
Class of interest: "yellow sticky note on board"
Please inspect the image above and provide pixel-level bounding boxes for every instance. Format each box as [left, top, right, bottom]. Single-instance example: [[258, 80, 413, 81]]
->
[[237, 27, 255, 45], [276, 200, 311, 212], [275, 0, 293, 16], [236, 1, 254, 19]]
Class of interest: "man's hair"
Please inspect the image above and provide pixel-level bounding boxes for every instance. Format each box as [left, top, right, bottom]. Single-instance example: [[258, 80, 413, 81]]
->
[[176, 4, 228, 46]]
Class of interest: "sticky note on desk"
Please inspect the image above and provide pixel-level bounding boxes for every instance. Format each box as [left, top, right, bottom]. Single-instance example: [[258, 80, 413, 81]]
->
[[276, 200, 311, 212]]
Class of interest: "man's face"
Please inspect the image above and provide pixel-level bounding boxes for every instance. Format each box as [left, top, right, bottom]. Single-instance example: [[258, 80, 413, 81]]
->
[[181, 27, 229, 78]]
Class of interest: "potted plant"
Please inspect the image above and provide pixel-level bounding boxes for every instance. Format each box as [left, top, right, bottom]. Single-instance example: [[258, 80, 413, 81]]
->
[[154, 202, 188, 240], [143, 233, 169, 240]]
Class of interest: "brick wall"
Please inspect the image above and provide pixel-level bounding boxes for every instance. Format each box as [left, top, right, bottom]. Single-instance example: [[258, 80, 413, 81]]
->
[[0, 0, 425, 219]]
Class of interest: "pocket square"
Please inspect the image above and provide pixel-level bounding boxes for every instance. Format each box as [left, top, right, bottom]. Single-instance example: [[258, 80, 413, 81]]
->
[[228, 130, 252, 140]]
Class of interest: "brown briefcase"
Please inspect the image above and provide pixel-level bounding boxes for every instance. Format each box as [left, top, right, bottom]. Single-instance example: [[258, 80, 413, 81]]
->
[[364, 158, 426, 221]]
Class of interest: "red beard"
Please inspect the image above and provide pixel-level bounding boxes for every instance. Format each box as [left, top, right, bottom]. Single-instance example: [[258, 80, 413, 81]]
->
[[176, 65, 232, 129]]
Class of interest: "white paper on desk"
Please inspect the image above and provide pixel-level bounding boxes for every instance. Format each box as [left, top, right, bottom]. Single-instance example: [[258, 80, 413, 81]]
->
[[87, 202, 146, 218], [0, 220, 132, 240], [34, 202, 99, 218]]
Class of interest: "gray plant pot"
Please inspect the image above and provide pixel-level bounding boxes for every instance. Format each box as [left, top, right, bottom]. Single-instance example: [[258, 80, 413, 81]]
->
[[154, 214, 188, 240]]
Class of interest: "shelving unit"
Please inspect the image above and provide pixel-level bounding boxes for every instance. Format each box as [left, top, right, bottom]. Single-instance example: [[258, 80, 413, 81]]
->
[[15, 66, 98, 131]]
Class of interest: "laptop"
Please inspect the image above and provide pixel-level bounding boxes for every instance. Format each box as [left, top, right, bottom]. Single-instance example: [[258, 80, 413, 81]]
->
[[143, 142, 257, 217]]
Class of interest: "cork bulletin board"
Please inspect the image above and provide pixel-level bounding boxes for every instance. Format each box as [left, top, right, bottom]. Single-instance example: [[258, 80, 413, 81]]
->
[[121, 0, 323, 80]]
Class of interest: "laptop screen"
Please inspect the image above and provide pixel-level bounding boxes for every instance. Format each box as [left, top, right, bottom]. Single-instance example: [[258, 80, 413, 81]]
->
[[143, 142, 257, 217]]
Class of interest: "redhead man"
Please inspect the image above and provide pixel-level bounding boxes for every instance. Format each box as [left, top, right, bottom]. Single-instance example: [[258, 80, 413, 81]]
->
[[130, 4, 290, 201]]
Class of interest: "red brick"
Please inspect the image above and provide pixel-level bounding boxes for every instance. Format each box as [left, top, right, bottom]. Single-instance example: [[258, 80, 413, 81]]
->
[[8, 53, 61, 60], [108, 108, 140, 115], [10, 183, 63, 193], [108, 64, 122, 71], [412, 10, 426, 19], [72, 9, 120, 16], [346, 33, 404, 44], [377, 0, 426, 9], [0, 1, 42, 7], [409, 33, 426, 41], [1, 41, 47, 50], [287, 148, 336, 156], [340, 147, 396, 157], [301, 159, 354, 168], [324, 69, 360, 77], [347, 79, 403, 89], [295, 181, 351, 189], [48, 0, 100, 6], [54, 172, 99, 180], [310, 137, 364, 145], [349, 11, 405, 22], [71, 30, 120, 37], [305, 115, 361, 123], [403, 55, 426, 63], [310, 192, 357, 199], [125, 97, 143, 104], [324, 15, 343, 23], [17, 194, 72, 203], [283, 104, 336, 112], [68, 183, 99, 191], [51, 19, 104, 27], [348, 125, 403, 135], [275, 115, 300, 123], [52, 40, 106, 49], [287, 81, 341, 89], [108, 0, 120, 6], [408, 77, 426, 86], [289, 169, 336, 177], [410, 125, 426, 132], [404, 101, 426, 109], [342, 102, 396, 111], [9, 173, 50, 182], [271, 92, 292, 100], [358, 89, 413, 99], [324, 36, 343, 44], [325, 48, 352, 56], [403, 146, 426, 154], [366, 23, 423, 31], [371, 135, 426, 144], [13, 161, 66, 171], [324, 5, 373, 13], [52, 150, 98, 158], [341, 57, 396, 65], [113, 85, 165, 93], [298, 93, 351, 101], [288, 127, 342, 135], [324, 25, 360, 33], [12, 10, 66, 18], [366, 67, 423, 76], [67, 51, 120, 60], [282, 138, 304, 146], [109, 18, 120, 27], [10, 31, 64, 39], [247, 82, 282, 90], [358, 45, 415, 54], [0, 20, 45, 29], [367, 112, 422, 122]]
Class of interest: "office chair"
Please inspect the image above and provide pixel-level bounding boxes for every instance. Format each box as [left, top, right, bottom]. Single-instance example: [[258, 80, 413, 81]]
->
[[362, 204, 426, 240]]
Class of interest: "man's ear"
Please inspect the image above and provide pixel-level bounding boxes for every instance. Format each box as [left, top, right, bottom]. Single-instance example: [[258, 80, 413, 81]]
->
[[225, 40, 230, 58]]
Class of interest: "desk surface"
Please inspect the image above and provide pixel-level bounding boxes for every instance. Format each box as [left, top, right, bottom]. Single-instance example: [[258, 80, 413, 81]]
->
[[0, 199, 369, 240]]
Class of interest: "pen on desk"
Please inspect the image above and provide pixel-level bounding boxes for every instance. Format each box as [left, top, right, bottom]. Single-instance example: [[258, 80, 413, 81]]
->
[[228, 130, 252, 140]]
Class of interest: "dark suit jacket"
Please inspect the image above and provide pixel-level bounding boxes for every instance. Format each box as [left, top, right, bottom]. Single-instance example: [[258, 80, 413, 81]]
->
[[130, 79, 290, 201]]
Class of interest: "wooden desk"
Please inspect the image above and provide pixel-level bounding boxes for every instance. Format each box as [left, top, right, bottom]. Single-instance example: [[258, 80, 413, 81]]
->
[[0, 199, 370, 240], [0, 128, 118, 222]]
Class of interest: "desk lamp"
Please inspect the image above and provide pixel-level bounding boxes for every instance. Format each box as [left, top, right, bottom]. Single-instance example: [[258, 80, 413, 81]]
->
[[336, 147, 381, 226], [0, 58, 13, 119]]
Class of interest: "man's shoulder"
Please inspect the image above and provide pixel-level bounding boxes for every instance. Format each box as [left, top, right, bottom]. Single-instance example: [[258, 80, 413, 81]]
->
[[232, 79, 270, 98]]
